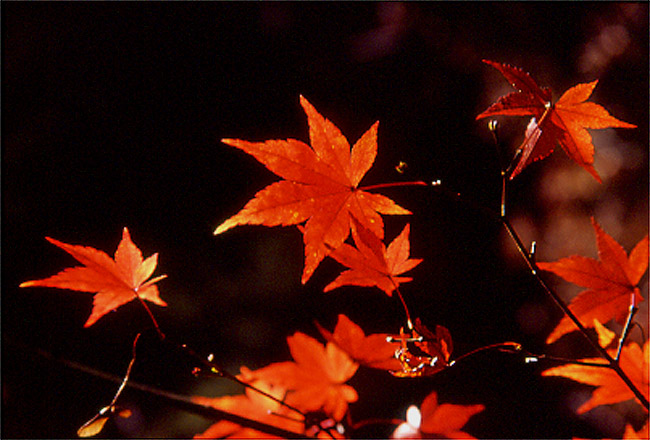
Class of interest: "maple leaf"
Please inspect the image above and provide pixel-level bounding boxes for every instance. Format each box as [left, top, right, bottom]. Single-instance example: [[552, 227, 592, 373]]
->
[[193, 380, 304, 439], [538, 217, 648, 344], [623, 421, 649, 440], [20, 228, 167, 327], [392, 391, 484, 439], [542, 339, 649, 414], [477, 59, 636, 182], [240, 332, 359, 421], [316, 314, 403, 370], [214, 96, 411, 283], [324, 218, 422, 296]]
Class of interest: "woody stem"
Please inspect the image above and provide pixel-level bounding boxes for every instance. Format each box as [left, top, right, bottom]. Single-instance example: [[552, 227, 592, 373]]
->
[[131, 292, 307, 418], [497, 164, 649, 410]]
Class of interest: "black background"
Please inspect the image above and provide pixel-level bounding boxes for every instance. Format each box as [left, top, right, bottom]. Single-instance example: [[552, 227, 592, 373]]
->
[[3, 3, 648, 438]]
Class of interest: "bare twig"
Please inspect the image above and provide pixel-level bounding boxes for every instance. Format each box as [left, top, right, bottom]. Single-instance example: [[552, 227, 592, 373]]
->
[[616, 298, 639, 361], [6, 337, 309, 439], [488, 121, 649, 410], [130, 290, 308, 420], [77, 333, 141, 436]]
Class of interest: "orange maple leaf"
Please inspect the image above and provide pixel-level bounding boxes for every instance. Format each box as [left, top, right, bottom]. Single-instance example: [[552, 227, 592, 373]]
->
[[193, 380, 303, 439], [392, 391, 484, 439], [239, 332, 359, 421], [623, 421, 649, 440], [324, 218, 422, 296], [214, 96, 412, 283], [538, 217, 648, 344], [20, 228, 167, 327], [477, 60, 636, 182], [316, 314, 402, 370], [542, 339, 649, 414]]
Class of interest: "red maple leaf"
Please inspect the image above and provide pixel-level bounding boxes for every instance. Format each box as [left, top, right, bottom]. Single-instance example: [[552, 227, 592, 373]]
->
[[324, 218, 422, 296], [538, 217, 648, 344], [542, 339, 649, 414], [392, 391, 484, 439], [390, 318, 453, 378], [477, 60, 636, 182], [214, 96, 412, 283], [20, 228, 167, 327], [316, 314, 403, 370], [240, 332, 359, 421]]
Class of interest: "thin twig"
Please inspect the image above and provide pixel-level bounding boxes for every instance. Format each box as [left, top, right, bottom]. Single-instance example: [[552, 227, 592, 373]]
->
[[497, 344, 614, 368], [616, 299, 639, 361], [170, 340, 307, 418], [6, 337, 309, 439], [490, 128, 650, 409], [131, 291, 307, 420], [77, 333, 141, 436]]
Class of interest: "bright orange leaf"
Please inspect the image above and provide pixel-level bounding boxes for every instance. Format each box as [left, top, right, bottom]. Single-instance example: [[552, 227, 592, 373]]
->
[[20, 228, 167, 327], [316, 314, 402, 370], [477, 60, 636, 181], [324, 218, 422, 296], [538, 217, 648, 344], [240, 332, 359, 421], [623, 421, 649, 440], [193, 380, 303, 439], [392, 391, 484, 439], [542, 339, 649, 414], [214, 96, 412, 283]]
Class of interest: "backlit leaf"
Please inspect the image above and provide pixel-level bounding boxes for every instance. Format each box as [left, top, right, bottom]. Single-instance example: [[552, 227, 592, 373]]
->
[[477, 60, 636, 181], [20, 228, 167, 327]]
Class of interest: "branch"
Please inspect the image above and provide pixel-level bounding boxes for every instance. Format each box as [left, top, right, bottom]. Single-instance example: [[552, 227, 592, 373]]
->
[[6, 337, 308, 439], [489, 125, 649, 410], [77, 333, 141, 437], [500, 217, 648, 410], [426, 122, 650, 410], [131, 291, 307, 420]]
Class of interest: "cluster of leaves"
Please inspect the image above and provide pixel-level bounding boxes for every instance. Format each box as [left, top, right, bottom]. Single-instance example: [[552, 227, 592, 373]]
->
[[20, 60, 647, 439]]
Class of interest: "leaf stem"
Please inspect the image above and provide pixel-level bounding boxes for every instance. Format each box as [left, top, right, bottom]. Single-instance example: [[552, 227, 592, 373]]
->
[[359, 180, 429, 191], [133, 290, 166, 340], [451, 341, 523, 366], [393, 285, 413, 330]]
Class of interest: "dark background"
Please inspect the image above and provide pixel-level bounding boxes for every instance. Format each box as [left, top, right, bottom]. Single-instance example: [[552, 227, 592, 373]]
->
[[3, 3, 648, 438]]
